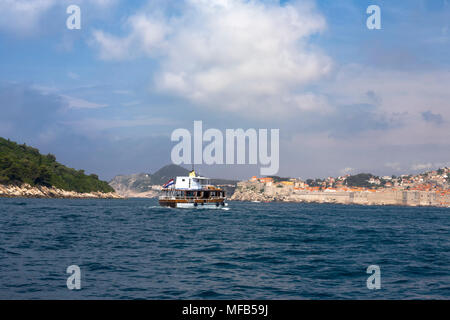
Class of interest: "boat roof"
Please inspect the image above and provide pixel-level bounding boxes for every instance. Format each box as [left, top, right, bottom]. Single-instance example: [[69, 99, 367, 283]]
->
[[177, 176, 210, 180]]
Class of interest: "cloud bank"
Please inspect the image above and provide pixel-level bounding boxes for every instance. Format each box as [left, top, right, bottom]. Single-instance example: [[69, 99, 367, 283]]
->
[[92, 0, 332, 117]]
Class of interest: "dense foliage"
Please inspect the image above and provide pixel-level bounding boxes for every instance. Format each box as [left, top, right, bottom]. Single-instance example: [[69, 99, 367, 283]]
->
[[344, 173, 375, 188], [306, 178, 324, 187], [0, 137, 114, 193], [266, 176, 291, 183]]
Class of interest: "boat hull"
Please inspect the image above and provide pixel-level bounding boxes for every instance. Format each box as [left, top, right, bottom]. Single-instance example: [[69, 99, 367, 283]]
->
[[159, 198, 226, 209]]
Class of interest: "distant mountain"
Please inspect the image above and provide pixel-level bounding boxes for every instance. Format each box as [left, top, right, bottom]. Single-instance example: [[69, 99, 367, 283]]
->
[[151, 164, 191, 185], [109, 173, 154, 196], [0, 137, 114, 193], [109, 164, 238, 198]]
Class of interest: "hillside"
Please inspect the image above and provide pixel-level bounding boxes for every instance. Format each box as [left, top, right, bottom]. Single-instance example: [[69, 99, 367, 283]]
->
[[0, 137, 114, 194], [151, 164, 191, 185]]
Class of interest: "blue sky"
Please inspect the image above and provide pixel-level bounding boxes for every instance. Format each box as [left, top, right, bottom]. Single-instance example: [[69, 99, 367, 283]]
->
[[0, 0, 449, 180]]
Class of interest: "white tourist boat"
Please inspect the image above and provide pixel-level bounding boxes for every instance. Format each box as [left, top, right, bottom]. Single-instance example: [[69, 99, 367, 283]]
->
[[159, 170, 227, 209]]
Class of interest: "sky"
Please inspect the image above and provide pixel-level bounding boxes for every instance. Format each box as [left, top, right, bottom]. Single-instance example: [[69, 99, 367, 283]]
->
[[0, 0, 449, 181]]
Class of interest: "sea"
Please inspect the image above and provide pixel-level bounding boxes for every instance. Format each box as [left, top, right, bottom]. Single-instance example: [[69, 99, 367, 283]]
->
[[0, 198, 449, 299]]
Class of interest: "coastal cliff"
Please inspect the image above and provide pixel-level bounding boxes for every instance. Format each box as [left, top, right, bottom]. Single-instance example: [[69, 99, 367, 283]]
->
[[0, 183, 122, 199], [109, 173, 162, 198]]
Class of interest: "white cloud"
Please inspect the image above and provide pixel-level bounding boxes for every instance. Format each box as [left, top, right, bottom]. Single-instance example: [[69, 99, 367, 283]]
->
[[92, 0, 332, 117], [385, 162, 402, 171], [65, 117, 170, 132], [411, 163, 434, 171], [122, 101, 140, 107], [90, 0, 118, 7], [113, 90, 133, 95], [0, 0, 56, 34], [340, 167, 355, 175], [68, 72, 80, 80], [92, 13, 170, 60], [30, 84, 108, 109], [285, 93, 331, 112], [62, 95, 108, 109], [411, 162, 450, 171], [92, 30, 133, 60]]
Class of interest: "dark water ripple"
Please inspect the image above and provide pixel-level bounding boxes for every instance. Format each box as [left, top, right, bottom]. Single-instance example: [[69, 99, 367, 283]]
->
[[0, 198, 449, 299]]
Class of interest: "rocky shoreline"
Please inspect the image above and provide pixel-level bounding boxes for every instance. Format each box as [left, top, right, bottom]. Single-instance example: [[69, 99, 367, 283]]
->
[[0, 184, 123, 199], [113, 189, 161, 198]]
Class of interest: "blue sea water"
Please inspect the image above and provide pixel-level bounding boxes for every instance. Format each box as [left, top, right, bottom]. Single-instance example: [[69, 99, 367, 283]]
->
[[0, 198, 449, 299]]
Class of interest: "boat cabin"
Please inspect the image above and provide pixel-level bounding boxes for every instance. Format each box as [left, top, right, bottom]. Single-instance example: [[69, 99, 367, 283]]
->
[[174, 176, 209, 190]]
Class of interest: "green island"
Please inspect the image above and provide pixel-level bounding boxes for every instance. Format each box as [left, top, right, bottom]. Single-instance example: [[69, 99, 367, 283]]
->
[[0, 137, 114, 194]]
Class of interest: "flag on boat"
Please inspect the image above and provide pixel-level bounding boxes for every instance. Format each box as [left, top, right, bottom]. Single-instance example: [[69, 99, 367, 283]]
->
[[163, 179, 175, 188]]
